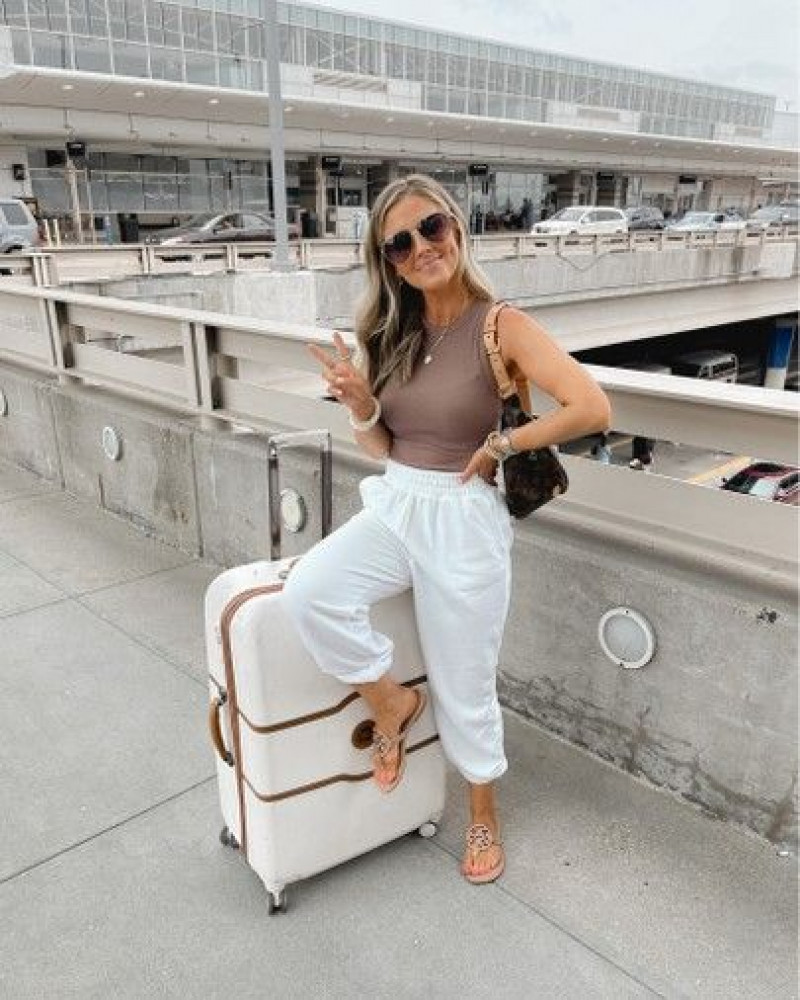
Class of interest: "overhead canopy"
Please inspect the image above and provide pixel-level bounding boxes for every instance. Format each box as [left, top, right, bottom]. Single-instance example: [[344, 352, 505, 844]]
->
[[0, 64, 795, 180]]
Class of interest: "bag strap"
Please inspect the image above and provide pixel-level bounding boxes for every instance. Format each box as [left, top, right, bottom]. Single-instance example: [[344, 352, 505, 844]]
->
[[482, 301, 532, 412]]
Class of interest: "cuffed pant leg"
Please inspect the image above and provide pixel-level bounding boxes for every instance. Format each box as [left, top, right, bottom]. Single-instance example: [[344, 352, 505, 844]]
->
[[281, 509, 412, 684], [410, 500, 512, 784]]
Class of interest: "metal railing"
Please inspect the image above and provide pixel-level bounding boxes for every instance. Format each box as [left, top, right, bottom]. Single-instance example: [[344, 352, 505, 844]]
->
[[2, 226, 798, 287], [0, 281, 796, 589]]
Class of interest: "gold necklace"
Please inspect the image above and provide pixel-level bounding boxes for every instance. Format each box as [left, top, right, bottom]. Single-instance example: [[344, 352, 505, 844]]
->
[[422, 303, 468, 365]]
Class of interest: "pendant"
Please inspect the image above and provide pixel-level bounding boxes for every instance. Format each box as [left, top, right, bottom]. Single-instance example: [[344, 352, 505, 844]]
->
[[423, 354, 432, 365]]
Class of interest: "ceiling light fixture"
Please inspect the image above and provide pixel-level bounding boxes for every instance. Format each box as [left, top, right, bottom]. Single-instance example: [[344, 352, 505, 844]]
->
[[134, 90, 145, 98], [209, 98, 220, 105], [61, 83, 74, 91]]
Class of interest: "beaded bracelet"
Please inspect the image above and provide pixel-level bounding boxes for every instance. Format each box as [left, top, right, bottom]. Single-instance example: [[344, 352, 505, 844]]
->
[[349, 397, 382, 432]]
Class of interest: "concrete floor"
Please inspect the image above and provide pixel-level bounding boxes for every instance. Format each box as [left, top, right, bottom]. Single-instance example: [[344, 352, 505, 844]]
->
[[0, 458, 796, 1000]]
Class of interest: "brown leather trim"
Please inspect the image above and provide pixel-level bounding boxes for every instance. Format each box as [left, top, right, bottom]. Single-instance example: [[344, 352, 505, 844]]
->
[[483, 300, 533, 412], [234, 675, 428, 736], [219, 582, 284, 861], [241, 734, 441, 804]]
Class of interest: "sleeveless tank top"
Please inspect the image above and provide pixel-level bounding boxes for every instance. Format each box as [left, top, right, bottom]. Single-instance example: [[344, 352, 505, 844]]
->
[[378, 299, 502, 472]]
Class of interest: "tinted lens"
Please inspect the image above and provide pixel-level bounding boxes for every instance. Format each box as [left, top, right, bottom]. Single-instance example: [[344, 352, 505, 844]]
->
[[418, 212, 450, 242], [382, 230, 414, 264]]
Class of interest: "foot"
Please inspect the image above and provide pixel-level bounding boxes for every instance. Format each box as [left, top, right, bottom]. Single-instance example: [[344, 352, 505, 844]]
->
[[371, 687, 426, 793], [461, 822, 505, 884]]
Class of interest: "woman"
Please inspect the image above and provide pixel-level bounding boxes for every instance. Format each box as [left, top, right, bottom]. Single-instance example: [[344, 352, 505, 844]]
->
[[283, 175, 610, 884]]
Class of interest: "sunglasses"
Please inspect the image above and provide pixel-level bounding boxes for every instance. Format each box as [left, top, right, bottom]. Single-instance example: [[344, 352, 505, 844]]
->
[[381, 212, 453, 265]]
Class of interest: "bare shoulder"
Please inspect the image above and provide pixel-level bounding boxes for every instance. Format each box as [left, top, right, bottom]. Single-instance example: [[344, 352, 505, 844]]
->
[[495, 305, 558, 377]]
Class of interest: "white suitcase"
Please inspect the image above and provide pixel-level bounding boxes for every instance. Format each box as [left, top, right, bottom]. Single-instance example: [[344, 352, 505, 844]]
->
[[206, 430, 446, 913]]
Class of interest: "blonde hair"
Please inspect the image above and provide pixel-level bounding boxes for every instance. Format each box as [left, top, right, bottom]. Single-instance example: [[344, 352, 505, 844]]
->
[[355, 174, 494, 396]]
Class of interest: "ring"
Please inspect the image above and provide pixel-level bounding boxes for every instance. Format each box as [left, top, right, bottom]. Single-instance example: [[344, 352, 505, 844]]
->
[[337, 349, 352, 362]]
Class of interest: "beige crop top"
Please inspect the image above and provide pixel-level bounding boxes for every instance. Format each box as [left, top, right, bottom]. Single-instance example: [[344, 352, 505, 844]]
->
[[378, 299, 502, 471]]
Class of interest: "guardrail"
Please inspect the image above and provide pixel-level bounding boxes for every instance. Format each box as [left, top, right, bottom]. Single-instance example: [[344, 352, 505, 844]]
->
[[2, 226, 798, 286], [0, 281, 796, 587]]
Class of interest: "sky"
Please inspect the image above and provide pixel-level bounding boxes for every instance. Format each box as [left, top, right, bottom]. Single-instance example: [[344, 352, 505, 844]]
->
[[310, 0, 799, 107]]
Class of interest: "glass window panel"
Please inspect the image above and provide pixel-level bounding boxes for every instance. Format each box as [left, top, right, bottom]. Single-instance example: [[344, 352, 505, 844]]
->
[[106, 174, 144, 211], [216, 12, 231, 51], [88, 177, 109, 212], [425, 86, 446, 112], [150, 45, 183, 80], [448, 89, 466, 114], [112, 41, 149, 76], [184, 49, 217, 84], [181, 8, 198, 47], [386, 43, 404, 78], [230, 15, 248, 55], [88, 0, 107, 34], [31, 174, 71, 213], [467, 91, 486, 116], [487, 93, 504, 116], [506, 96, 524, 119], [406, 48, 425, 80], [31, 32, 72, 69], [74, 34, 112, 72], [449, 55, 467, 88], [247, 22, 263, 59], [29, 0, 49, 30], [10, 28, 32, 63], [197, 10, 214, 50], [48, 0, 69, 32], [488, 62, 505, 91], [146, 1, 164, 45], [69, 0, 89, 34], [469, 59, 487, 90], [143, 174, 179, 212], [163, 5, 181, 46], [219, 55, 251, 87]]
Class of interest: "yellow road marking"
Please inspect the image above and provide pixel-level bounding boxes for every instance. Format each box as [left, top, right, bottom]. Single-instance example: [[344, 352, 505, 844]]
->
[[689, 455, 751, 485]]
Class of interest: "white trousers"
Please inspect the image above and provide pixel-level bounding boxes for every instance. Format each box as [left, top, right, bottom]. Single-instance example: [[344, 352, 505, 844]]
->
[[281, 460, 514, 784]]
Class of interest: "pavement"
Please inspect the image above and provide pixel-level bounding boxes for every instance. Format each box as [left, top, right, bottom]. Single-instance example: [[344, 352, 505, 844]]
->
[[1, 457, 797, 1000]]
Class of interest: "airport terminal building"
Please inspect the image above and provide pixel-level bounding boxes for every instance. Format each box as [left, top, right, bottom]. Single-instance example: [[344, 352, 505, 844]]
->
[[0, 0, 795, 236]]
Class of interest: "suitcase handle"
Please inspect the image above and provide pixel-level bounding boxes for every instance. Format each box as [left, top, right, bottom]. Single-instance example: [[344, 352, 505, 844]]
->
[[209, 692, 234, 767], [267, 429, 332, 560]]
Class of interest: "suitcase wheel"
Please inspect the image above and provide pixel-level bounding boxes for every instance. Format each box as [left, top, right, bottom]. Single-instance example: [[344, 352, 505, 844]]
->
[[418, 822, 439, 839], [219, 826, 239, 850], [268, 888, 288, 915]]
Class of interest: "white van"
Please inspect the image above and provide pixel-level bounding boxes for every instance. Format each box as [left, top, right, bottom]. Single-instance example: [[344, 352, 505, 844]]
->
[[0, 198, 40, 253], [672, 350, 738, 383], [532, 206, 628, 236]]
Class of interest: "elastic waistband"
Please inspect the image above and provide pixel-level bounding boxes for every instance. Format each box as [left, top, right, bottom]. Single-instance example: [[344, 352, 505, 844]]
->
[[384, 460, 490, 497]]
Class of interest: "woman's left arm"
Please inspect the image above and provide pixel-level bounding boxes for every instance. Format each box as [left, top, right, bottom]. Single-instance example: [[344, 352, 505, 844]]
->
[[500, 307, 611, 450]]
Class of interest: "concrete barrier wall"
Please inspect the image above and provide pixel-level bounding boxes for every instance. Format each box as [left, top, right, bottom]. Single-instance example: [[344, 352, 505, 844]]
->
[[64, 242, 798, 330], [0, 365, 796, 847]]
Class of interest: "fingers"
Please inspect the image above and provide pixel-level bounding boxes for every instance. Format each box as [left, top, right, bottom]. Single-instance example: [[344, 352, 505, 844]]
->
[[332, 331, 350, 358]]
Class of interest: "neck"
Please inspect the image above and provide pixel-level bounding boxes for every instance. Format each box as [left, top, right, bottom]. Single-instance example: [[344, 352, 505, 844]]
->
[[423, 286, 471, 328]]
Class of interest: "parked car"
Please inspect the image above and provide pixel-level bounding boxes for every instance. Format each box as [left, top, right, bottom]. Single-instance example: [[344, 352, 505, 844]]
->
[[0, 197, 40, 253], [625, 206, 665, 231], [532, 206, 628, 235], [666, 210, 746, 232], [671, 349, 738, 382], [144, 211, 299, 245], [745, 203, 799, 230], [720, 462, 800, 504]]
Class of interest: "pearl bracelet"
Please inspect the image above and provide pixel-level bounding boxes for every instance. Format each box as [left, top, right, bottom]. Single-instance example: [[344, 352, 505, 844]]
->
[[349, 397, 382, 432]]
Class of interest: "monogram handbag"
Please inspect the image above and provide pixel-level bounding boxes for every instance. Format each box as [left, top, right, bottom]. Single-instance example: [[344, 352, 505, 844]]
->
[[482, 303, 569, 518]]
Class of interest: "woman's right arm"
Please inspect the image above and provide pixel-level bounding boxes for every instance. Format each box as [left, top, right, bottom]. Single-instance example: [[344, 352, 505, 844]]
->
[[309, 333, 392, 460]]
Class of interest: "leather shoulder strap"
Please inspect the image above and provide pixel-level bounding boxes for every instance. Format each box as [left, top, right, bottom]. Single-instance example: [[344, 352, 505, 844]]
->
[[482, 301, 533, 411]]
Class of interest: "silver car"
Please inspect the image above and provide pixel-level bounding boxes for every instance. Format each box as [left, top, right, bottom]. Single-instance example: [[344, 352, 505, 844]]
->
[[0, 198, 40, 253]]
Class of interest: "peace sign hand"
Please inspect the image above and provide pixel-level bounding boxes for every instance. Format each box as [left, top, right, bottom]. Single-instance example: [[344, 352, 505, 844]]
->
[[308, 332, 376, 421]]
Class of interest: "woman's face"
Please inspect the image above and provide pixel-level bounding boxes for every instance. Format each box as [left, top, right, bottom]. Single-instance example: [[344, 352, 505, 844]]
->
[[380, 194, 462, 294]]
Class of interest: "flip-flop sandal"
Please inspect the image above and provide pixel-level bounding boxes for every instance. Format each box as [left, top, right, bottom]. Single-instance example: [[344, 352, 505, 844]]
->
[[463, 823, 505, 884], [371, 688, 427, 794]]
